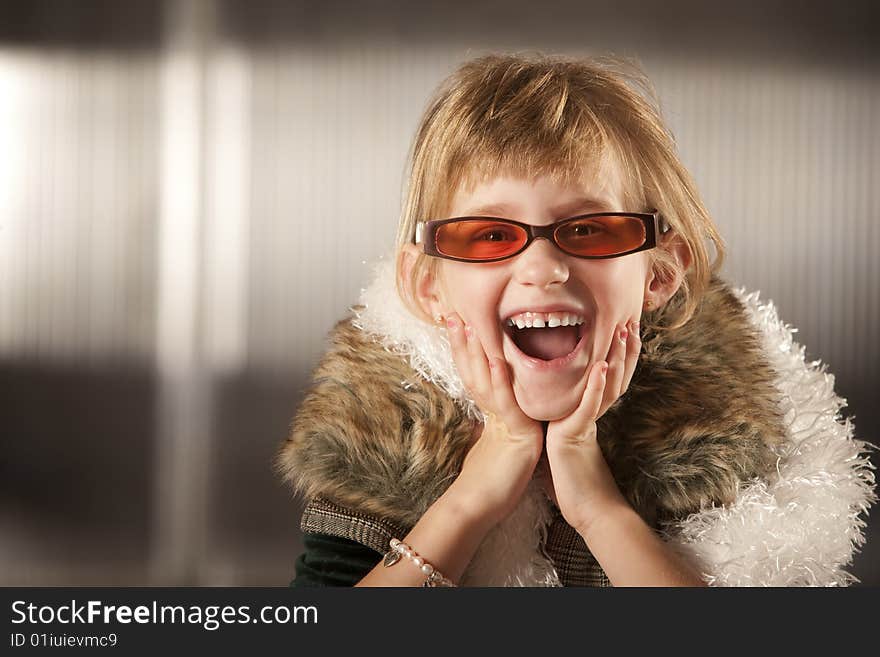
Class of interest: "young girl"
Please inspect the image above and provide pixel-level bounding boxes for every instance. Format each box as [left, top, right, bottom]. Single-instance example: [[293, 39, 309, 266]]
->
[[278, 53, 876, 586]]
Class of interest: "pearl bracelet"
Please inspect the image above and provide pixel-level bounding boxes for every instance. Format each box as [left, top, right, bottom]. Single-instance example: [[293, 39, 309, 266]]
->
[[383, 538, 456, 587]]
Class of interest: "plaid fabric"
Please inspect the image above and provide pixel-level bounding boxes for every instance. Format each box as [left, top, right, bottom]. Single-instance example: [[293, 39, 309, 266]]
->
[[543, 510, 611, 587], [300, 497, 408, 556], [300, 497, 610, 587]]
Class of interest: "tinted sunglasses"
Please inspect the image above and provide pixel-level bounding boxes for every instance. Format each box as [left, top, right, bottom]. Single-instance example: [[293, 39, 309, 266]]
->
[[415, 211, 669, 263]]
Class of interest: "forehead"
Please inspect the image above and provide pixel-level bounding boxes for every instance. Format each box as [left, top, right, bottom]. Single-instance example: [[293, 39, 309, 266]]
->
[[446, 164, 627, 220]]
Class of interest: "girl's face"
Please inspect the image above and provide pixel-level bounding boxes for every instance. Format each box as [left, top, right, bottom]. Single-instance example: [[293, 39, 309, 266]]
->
[[435, 173, 651, 421]]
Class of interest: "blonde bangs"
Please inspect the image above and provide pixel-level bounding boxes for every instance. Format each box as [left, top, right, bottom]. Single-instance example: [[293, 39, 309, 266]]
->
[[421, 68, 627, 218]]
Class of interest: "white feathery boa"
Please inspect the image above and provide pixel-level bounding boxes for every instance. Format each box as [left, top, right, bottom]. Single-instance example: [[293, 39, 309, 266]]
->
[[353, 258, 877, 586]]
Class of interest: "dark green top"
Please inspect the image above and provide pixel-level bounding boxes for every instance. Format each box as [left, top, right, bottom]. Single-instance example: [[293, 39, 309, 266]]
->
[[291, 533, 383, 587]]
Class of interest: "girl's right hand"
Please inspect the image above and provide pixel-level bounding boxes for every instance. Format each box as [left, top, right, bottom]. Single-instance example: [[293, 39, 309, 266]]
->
[[443, 313, 544, 528]]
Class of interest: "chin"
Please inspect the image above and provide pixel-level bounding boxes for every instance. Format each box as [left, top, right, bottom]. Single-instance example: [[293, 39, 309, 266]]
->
[[515, 388, 581, 422]]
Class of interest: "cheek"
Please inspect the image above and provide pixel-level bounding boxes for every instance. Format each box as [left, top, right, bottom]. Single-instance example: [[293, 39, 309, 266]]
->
[[576, 258, 648, 303], [437, 262, 467, 307], [613, 256, 649, 299], [440, 265, 503, 317]]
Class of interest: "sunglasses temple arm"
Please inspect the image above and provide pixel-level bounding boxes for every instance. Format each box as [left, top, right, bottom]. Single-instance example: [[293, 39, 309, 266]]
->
[[657, 214, 671, 234]]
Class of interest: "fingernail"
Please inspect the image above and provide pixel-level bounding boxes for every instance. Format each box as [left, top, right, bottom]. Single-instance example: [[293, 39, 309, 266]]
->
[[464, 325, 473, 338], [446, 317, 457, 330], [619, 328, 628, 343], [601, 362, 609, 375]]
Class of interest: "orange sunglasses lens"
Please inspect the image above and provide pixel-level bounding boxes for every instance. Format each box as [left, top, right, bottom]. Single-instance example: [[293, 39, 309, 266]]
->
[[554, 215, 647, 257], [434, 220, 529, 260]]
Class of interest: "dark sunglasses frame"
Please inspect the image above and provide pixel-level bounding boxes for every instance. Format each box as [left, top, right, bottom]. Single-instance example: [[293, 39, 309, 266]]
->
[[415, 211, 670, 263]]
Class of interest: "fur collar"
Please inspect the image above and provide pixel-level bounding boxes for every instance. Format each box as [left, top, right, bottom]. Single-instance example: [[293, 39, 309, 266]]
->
[[279, 259, 876, 586]]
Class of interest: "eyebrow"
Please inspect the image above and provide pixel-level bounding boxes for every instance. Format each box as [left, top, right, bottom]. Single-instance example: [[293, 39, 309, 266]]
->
[[462, 196, 611, 219]]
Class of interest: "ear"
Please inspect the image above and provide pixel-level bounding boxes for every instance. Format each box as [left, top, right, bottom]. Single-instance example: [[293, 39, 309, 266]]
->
[[400, 243, 446, 322], [643, 231, 693, 310]]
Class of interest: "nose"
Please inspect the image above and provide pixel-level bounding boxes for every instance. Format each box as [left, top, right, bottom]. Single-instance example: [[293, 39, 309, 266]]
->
[[511, 238, 569, 288]]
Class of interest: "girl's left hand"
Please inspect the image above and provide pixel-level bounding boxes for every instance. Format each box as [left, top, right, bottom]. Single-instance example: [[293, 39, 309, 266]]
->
[[541, 320, 641, 535]]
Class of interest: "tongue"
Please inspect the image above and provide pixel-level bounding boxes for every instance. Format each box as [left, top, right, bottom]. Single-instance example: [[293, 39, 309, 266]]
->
[[515, 326, 579, 360]]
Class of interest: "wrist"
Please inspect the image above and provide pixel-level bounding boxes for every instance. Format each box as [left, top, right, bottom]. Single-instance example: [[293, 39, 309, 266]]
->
[[361, 484, 496, 587], [574, 493, 635, 543], [438, 482, 501, 535]]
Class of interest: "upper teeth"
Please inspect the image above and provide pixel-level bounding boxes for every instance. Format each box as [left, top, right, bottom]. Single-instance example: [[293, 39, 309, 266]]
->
[[505, 311, 585, 329]]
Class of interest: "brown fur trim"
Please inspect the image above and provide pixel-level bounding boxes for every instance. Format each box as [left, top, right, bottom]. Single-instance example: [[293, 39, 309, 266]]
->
[[277, 275, 785, 529], [600, 277, 785, 522], [276, 318, 478, 529]]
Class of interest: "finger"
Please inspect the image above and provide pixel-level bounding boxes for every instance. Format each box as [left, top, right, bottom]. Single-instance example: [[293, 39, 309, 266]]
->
[[621, 319, 642, 392], [554, 361, 607, 440], [488, 356, 539, 438], [465, 323, 492, 400], [599, 323, 627, 416], [445, 314, 474, 393]]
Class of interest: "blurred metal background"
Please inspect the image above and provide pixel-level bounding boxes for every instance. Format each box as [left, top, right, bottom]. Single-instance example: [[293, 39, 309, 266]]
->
[[1, 0, 877, 585]]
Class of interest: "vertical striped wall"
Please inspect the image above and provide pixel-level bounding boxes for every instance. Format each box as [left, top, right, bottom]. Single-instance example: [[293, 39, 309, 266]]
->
[[0, 50, 159, 364], [653, 63, 880, 383]]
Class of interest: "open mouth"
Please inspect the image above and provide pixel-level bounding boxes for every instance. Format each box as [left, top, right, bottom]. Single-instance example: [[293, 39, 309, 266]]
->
[[502, 310, 587, 362]]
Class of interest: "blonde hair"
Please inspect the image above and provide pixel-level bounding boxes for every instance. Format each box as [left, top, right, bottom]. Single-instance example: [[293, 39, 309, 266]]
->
[[395, 53, 724, 330]]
